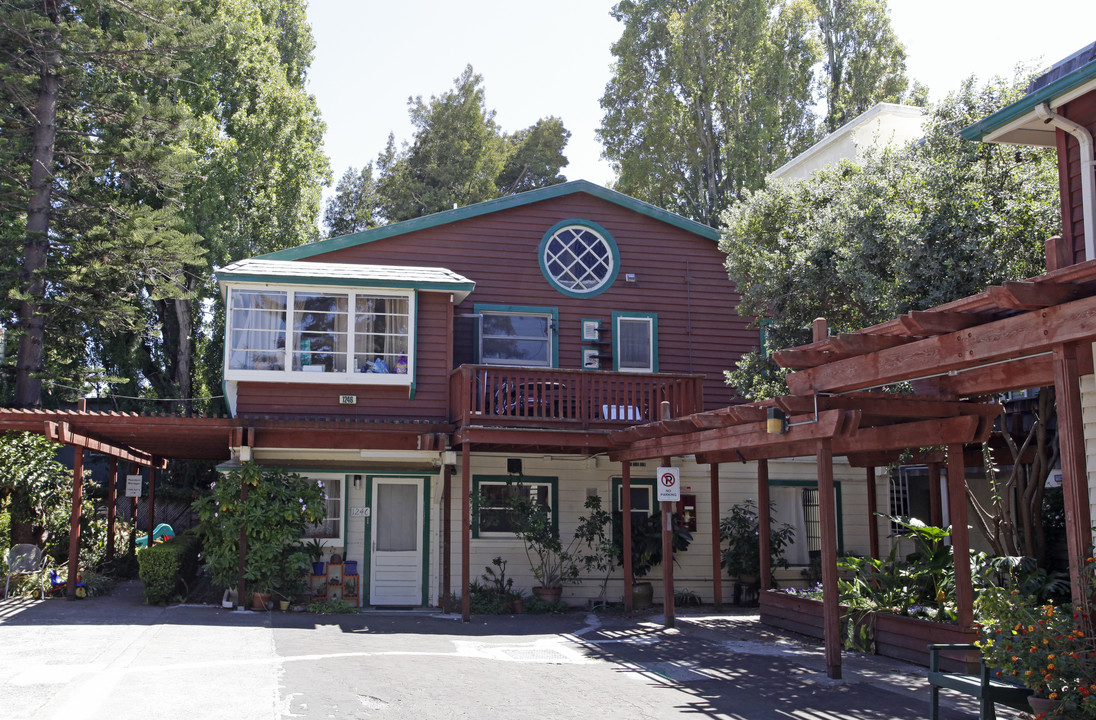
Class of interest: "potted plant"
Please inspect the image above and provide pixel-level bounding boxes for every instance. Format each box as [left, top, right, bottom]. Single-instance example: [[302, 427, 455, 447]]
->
[[613, 511, 693, 610], [975, 562, 1096, 718], [501, 486, 581, 603], [193, 463, 326, 610], [719, 498, 795, 595], [304, 537, 325, 576]]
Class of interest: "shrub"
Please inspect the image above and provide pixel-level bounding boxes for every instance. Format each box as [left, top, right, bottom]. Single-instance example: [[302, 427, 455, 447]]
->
[[137, 529, 201, 604]]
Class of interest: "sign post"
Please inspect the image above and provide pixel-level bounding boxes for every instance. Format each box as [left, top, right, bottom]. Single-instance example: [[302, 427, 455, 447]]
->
[[656, 466, 680, 627]]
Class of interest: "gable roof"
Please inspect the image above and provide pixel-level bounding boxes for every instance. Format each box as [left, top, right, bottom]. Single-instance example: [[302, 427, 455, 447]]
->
[[961, 42, 1096, 146], [216, 258, 475, 302], [259, 180, 721, 262]]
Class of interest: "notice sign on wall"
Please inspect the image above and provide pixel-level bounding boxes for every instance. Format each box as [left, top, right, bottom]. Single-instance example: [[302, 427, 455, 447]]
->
[[656, 466, 680, 502], [125, 474, 143, 498]]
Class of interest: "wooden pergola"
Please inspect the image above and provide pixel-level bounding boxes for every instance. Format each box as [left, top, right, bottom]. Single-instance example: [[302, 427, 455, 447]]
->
[[608, 248, 1096, 679]]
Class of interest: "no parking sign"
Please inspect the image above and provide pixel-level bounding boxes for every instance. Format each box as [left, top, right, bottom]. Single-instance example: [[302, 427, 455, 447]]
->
[[656, 466, 680, 502]]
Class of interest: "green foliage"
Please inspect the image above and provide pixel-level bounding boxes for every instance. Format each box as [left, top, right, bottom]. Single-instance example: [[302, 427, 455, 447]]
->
[[976, 561, 1096, 714], [722, 74, 1058, 398], [327, 66, 569, 231], [503, 484, 581, 590], [719, 498, 795, 581], [307, 598, 359, 614], [599, 0, 821, 225], [0, 432, 77, 559], [814, 0, 911, 132], [193, 463, 325, 594], [613, 511, 693, 579], [137, 529, 202, 604], [573, 495, 620, 604]]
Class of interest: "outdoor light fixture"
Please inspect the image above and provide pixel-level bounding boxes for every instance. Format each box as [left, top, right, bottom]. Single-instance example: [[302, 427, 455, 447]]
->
[[766, 407, 788, 435], [353, 474, 362, 489]]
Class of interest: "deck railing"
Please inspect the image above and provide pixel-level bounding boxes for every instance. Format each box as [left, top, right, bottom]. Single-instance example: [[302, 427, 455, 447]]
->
[[448, 365, 704, 429]]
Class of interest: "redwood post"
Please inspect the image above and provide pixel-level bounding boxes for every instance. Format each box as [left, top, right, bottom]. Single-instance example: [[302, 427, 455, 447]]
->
[[236, 475, 248, 609], [710, 463, 722, 610], [66, 448, 84, 599], [106, 457, 118, 562], [129, 462, 139, 555], [928, 461, 943, 528], [946, 443, 974, 628], [816, 440, 841, 679], [757, 459, 771, 590], [661, 454, 674, 629], [622, 461, 633, 612], [1053, 343, 1093, 605], [147, 464, 158, 538], [460, 442, 471, 622], [441, 463, 451, 606], [864, 466, 879, 560]]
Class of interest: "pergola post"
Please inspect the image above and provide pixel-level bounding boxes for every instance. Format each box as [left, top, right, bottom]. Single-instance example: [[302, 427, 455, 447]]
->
[[928, 461, 943, 528], [622, 461, 634, 612], [441, 463, 451, 607], [864, 466, 879, 560], [147, 464, 157, 538], [816, 440, 841, 679], [757, 459, 771, 590], [710, 463, 722, 610], [106, 457, 118, 562], [1053, 343, 1093, 604], [66, 448, 84, 599], [946, 444, 974, 628], [460, 441, 471, 623]]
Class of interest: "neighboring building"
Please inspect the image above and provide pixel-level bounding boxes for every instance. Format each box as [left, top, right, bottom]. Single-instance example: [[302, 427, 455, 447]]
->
[[771, 102, 925, 182], [961, 41, 1096, 543], [214, 180, 875, 607]]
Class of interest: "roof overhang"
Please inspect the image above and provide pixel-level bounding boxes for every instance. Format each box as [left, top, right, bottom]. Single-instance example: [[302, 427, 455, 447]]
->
[[216, 259, 476, 303]]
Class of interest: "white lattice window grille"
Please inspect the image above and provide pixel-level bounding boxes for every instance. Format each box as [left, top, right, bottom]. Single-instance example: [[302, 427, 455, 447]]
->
[[540, 224, 618, 295]]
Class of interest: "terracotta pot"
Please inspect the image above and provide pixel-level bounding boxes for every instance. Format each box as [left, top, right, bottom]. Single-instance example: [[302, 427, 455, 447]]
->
[[532, 586, 562, 603], [511, 596, 524, 614], [632, 581, 654, 610], [251, 592, 272, 611], [1027, 696, 1060, 718]]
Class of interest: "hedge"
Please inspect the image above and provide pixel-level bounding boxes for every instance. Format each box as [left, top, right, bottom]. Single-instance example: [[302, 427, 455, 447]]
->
[[137, 529, 201, 604]]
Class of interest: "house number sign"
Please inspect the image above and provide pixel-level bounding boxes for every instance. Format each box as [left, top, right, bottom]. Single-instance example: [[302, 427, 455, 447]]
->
[[656, 466, 680, 502]]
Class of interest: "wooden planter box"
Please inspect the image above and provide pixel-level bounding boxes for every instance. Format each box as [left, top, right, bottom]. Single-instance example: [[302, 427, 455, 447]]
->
[[759, 591, 979, 672]]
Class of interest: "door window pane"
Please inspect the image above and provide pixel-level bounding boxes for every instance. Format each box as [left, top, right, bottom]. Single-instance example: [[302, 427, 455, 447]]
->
[[376, 483, 418, 551]]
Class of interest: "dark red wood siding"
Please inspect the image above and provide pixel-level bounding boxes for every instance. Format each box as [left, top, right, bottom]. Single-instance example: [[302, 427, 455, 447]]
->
[[304, 193, 755, 411], [233, 289, 452, 420], [1058, 93, 1096, 264]]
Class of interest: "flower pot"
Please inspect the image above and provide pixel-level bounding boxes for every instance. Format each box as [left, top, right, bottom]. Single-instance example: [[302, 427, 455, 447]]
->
[[1027, 696, 1060, 718], [511, 596, 524, 614], [632, 581, 654, 610], [532, 586, 562, 604], [251, 592, 272, 611], [278, 599, 290, 612], [311, 562, 325, 575], [344, 560, 357, 575]]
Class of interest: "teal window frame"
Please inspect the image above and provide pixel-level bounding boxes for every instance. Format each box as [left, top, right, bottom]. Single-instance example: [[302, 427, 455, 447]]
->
[[612, 311, 658, 373], [538, 219, 620, 298], [474, 303, 559, 368], [472, 475, 559, 538]]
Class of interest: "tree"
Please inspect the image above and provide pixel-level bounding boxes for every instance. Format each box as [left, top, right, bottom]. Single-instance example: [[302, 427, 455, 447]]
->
[[598, 0, 820, 226], [88, 0, 330, 413], [721, 74, 1060, 399], [324, 165, 381, 237], [364, 66, 569, 226], [814, 0, 911, 132], [0, 0, 207, 408]]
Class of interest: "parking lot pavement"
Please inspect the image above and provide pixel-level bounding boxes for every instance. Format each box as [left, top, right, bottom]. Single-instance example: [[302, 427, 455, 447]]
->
[[0, 583, 1025, 720]]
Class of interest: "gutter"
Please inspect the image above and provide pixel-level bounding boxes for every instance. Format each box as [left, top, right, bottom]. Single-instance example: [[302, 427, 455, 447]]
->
[[1034, 103, 1096, 261]]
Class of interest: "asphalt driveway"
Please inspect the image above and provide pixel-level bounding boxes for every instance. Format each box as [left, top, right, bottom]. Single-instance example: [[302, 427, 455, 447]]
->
[[0, 582, 1024, 720]]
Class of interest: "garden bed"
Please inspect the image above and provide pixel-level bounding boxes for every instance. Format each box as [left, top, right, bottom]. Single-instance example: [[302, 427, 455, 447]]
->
[[759, 591, 979, 672]]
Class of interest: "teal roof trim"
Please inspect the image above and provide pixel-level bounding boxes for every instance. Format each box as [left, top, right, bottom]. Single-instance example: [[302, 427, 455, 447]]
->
[[961, 59, 1096, 142], [259, 181, 720, 262]]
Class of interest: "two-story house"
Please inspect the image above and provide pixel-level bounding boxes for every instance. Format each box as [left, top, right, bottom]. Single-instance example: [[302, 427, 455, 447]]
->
[[215, 180, 876, 609]]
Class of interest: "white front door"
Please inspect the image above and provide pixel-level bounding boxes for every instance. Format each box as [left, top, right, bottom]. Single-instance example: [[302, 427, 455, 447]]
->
[[369, 477, 424, 605]]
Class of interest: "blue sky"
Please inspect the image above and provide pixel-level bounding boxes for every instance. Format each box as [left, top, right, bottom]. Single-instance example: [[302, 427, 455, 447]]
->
[[306, 1, 1096, 195]]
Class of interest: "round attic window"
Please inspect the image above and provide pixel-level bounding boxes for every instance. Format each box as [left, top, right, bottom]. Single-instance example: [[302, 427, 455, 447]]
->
[[538, 220, 619, 297]]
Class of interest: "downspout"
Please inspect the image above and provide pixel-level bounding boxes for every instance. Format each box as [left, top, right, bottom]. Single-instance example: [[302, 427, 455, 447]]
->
[[1035, 102, 1096, 261]]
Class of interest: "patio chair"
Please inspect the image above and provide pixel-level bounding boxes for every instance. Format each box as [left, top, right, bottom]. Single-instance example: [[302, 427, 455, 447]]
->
[[4, 544, 49, 600]]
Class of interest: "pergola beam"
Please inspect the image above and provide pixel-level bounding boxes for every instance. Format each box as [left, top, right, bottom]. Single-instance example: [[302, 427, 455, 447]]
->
[[43, 421, 158, 466], [787, 294, 1096, 395]]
